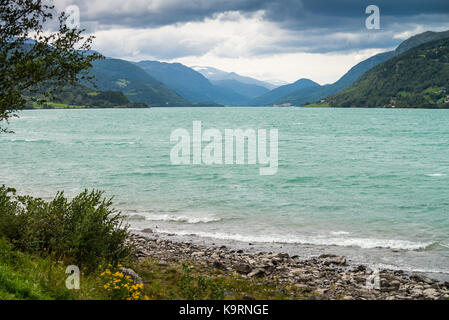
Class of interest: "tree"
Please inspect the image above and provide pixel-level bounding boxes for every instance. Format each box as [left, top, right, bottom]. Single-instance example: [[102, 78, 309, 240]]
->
[[0, 0, 102, 132]]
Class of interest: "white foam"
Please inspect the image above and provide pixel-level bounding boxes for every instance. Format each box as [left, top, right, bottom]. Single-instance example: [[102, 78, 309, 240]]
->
[[426, 173, 446, 177], [330, 231, 350, 236], [155, 229, 432, 251], [133, 212, 221, 224], [371, 263, 449, 276], [439, 243, 449, 249]]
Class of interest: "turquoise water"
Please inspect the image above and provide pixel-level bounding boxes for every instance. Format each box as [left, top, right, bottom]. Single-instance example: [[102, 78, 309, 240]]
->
[[1, 108, 449, 277]]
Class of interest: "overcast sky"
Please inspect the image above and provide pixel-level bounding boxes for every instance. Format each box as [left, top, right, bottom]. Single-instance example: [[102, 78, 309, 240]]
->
[[52, 0, 449, 84]]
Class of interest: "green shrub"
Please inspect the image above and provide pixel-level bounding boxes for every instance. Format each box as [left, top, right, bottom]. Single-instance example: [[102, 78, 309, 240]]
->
[[178, 264, 225, 300], [0, 238, 69, 299], [0, 186, 134, 270]]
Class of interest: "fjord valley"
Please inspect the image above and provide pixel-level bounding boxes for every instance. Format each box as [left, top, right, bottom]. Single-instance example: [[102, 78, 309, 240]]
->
[[3, 0, 449, 303], [24, 30, 449, 110]]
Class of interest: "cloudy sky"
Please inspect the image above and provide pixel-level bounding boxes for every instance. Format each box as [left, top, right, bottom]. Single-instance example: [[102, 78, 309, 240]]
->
[[52, 0, 449, 85]]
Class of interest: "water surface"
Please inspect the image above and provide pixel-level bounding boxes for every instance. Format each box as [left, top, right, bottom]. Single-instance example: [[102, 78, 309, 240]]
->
[[1, 108, 448, 278]]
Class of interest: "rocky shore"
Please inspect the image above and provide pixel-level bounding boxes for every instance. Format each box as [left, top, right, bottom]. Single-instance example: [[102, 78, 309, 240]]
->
[[128, 232, 449, 300]]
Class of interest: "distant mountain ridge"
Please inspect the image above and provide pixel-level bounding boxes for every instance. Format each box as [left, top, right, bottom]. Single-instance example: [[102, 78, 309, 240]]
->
[[136, 60, 252, 105], [265, 30, 449, 106], [211, 79, 270, 99], [193, 66, 279, 90], [43, 30, 449, 108], [250, 78, 320, 105]]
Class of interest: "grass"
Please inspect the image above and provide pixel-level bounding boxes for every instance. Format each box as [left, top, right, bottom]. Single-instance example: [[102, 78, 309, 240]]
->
[[32, 102, 87, 109], [303, 102, 330, 108], [0, 238, 106, 300], [0, 240, 304, 300], [133, 258, 305, 300]]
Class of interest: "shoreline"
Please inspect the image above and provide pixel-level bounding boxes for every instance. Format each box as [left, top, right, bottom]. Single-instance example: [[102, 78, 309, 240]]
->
[[129, 231, 449, 300]]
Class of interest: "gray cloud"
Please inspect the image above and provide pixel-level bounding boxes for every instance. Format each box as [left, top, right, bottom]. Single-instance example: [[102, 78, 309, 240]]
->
[[58, 0, 449, 29], [54, 0, 449, 56]]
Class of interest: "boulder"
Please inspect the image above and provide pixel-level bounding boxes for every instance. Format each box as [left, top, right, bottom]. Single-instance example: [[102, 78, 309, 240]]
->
[[119, 267, 143, 285], [247, 268, 266, 278], [323, 256, 347, 266], [236, 263, 252, 275], [213, 261, 225, 270]]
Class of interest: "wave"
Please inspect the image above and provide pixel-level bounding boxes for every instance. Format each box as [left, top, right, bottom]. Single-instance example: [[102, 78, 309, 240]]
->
[[371, 263, 449, 276], [7, 138, 52, 144], [330, 231, 350, 236], [128, 212, 222, 224], [102, 141, 137, 146], [125, 214, 146, 221], [112, 171, 169, 178], [426, 173, 446, 177], [439, 243, 449, 249], [154, 229, 433, 250]]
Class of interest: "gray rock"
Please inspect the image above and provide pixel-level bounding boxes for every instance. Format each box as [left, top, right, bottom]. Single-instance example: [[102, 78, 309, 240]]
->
[[157, 260, 168, 267], [119, 267, 143, 285], [236, 263, 252, 274], [323, 256, 347, 266], [247, 268, 266, 278], [213, 261, 225, 270], [410, 274, 434, 284], [423, 288, 438, 298]]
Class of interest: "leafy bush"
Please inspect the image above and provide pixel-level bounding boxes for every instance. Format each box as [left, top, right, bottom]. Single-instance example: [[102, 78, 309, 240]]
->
[[0, 186, 133, 270], [178, 264, 225, 300], [100, 265, 148, 300]]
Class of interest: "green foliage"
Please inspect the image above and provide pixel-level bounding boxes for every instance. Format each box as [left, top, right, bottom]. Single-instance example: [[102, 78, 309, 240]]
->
[[0, 186, 133, 270], [327, 38, 449, 108], [0, 238, 70, 299], [303, 102, 330, 108], [135, 259, 297, 300], [99, 265, 148, 300], [0, 237, 113, 300], [27, 84, 139, 109], [178, 264, 225, 300], [0, 0, 102, 132]]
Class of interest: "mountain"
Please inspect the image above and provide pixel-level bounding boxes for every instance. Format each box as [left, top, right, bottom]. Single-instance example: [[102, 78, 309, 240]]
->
[[273, 30, 449, 106], [88, 58, 190, 107], [193, 66, 279, 90], [211, 79, 270, 99], [325, 37, 449, 108], [137, 61, 252, 105], [249, 78, 320, 105]]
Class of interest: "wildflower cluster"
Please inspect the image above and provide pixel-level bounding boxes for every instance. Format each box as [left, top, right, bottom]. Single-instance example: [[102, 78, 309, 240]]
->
[[100, 265, 148, 300]]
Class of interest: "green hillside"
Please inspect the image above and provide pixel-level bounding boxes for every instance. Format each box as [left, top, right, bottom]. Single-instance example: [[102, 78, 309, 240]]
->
[[89, 58, 191, 107], [324, 38, 449, 109], [25, 85, 147, 109], [275, 30, 449, 107]]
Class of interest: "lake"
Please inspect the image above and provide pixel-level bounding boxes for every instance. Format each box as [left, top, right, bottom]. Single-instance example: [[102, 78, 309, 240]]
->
[[1, 107, 448, 279]]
